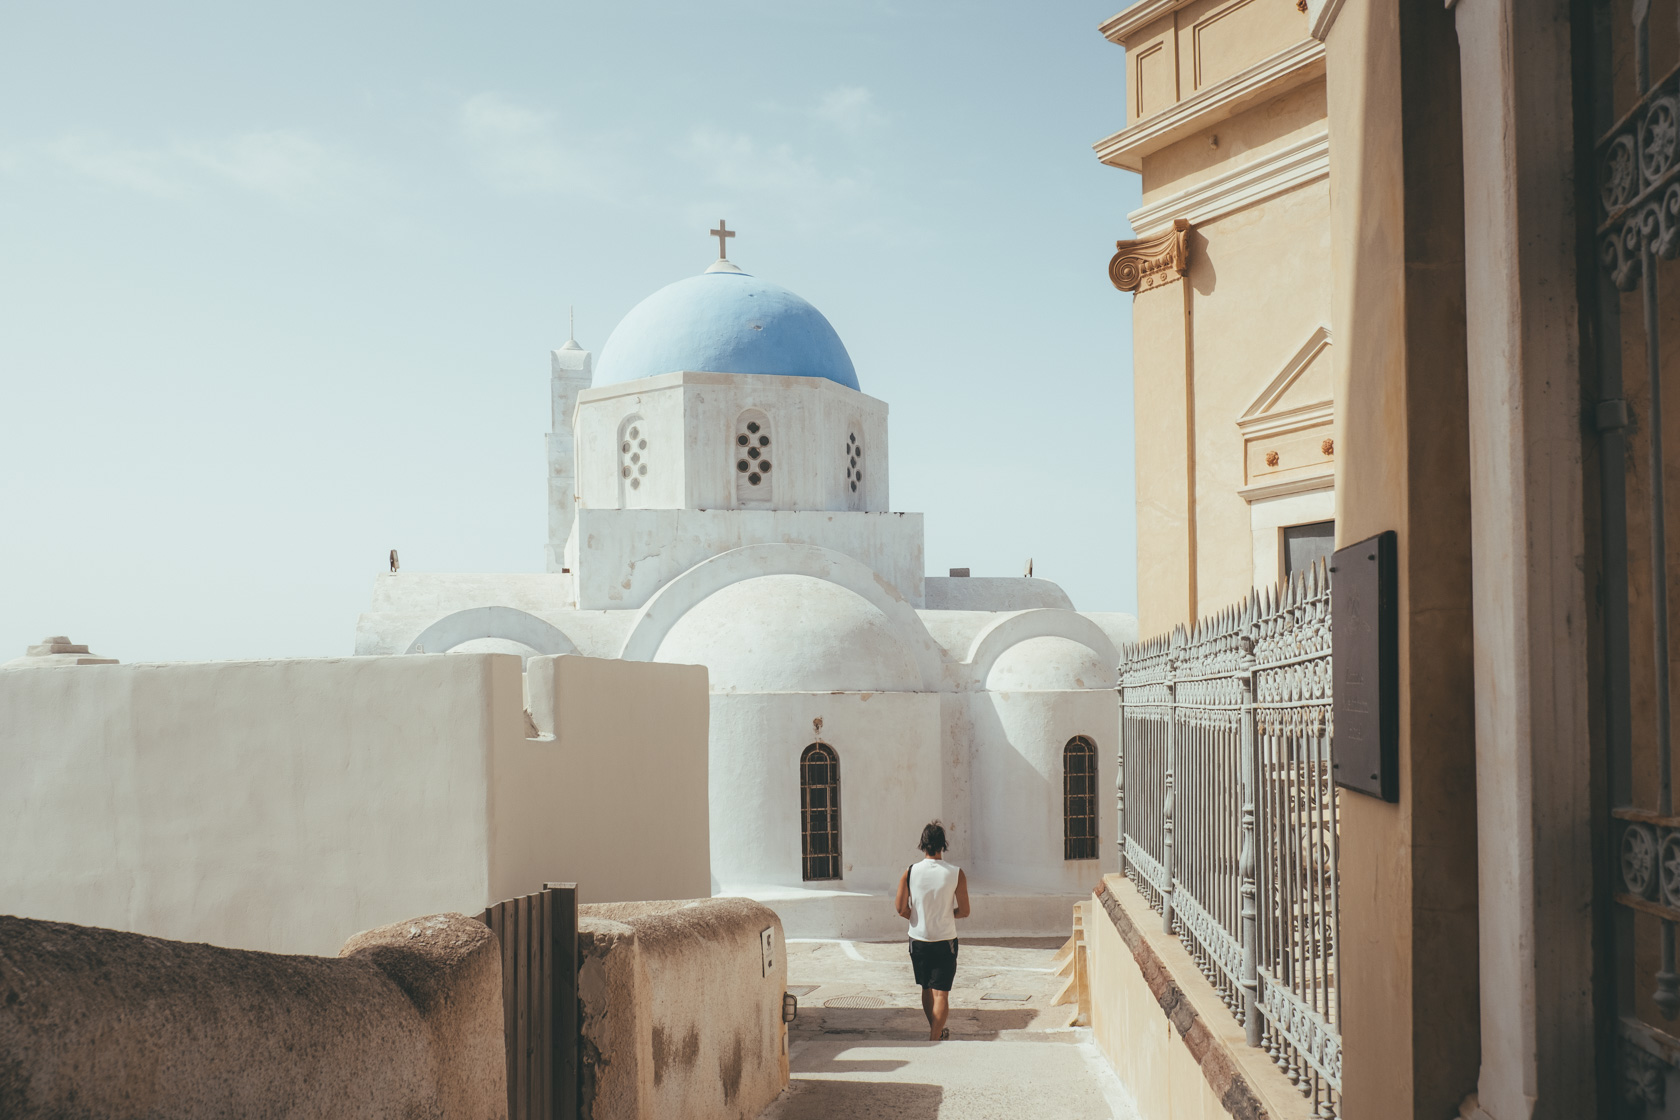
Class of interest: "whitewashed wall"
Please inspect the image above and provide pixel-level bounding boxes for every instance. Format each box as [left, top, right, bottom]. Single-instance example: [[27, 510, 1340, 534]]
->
[[969, 689, 1120, 892], [706, 691, 942, 894], [568, 509, 925, 610], [573, 372, 889, 514], [0, 654, 709, 956]]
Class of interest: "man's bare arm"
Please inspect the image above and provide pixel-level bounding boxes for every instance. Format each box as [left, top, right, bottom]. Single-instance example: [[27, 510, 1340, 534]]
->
[[895, 869, 914, 920], [954, 869, 971, 919]]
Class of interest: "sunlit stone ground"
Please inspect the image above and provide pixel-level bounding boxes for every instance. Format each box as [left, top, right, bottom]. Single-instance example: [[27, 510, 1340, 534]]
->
[[758, 937, 1138, 1120]]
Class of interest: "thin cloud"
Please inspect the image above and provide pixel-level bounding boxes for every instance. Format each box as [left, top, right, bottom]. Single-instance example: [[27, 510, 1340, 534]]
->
[[47, 136, 188, 198], [456, 91, 625, 198], [684, 126, 864, 198], [39, 130, 368, 204], [178, 131, 359, 201], [813, 86, 885, 134]]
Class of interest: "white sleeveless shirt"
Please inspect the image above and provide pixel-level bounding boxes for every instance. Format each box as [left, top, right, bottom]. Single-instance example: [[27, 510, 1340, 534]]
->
[[907, 858, 961, 942]]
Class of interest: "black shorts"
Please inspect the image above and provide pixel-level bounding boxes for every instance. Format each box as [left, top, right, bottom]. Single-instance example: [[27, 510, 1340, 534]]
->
[[909, 937, 959, 991]]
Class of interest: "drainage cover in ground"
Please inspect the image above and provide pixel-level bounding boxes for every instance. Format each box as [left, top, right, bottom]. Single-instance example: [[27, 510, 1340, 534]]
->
[[823, 994, 886, 1008], [785, 985, 820, 997], [980, 991, 1033, 1001]]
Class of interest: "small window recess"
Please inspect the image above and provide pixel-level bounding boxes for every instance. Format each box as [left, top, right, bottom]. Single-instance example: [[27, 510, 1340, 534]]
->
[[617, 414, 649, 506], [1063, 735, 1098, 860], [800, 742, 842, 881], [845, 429, 864, 509], [735, 409, 773, 506]]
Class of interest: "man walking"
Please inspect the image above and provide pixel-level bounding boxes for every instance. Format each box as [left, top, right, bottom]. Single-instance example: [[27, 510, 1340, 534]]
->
[[895, 822, 970, 1041]]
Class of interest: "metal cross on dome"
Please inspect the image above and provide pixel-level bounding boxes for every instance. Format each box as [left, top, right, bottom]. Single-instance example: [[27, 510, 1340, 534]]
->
[[710, 220, 735, 260]]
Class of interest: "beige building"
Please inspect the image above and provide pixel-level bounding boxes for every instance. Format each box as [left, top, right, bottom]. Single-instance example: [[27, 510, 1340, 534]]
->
[[1100, 0, 1333, 638], [1091, 0, 1672, 1118]]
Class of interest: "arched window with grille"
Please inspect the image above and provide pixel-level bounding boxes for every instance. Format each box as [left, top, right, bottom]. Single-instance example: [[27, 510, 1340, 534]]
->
[[800, 742, 841, 881], [1063, 735, 1098, 860]]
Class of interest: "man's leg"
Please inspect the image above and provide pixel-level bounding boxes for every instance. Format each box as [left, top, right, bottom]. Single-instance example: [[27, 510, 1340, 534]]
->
[[921, 986, 935, 1027], [928, 989, 949, 1040]]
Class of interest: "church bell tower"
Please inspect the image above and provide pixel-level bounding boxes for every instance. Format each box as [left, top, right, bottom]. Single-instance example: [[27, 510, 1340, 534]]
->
[[546, 333, 592, 572]]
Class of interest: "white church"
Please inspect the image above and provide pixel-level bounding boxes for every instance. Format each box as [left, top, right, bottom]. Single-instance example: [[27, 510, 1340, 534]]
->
[[356, 229, 1134, 937]]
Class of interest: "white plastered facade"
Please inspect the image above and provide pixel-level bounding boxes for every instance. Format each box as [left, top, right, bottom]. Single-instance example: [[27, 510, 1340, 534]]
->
[[357, 265, 1137, 938]]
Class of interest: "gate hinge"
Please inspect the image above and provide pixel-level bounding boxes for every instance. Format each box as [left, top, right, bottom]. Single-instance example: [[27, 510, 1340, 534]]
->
[[1598, 399, 1631, 432]]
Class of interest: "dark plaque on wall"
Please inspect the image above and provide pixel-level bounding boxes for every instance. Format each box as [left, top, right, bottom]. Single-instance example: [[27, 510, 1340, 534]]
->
[[1331, 530, 1398, 802]]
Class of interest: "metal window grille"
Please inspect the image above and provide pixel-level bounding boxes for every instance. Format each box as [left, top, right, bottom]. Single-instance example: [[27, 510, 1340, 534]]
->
[[1064, 735, 1099, 860], [800, 742, 842, 881]]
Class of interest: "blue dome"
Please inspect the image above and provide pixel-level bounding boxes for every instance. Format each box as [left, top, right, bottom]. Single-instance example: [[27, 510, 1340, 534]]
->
[[593, 269, 859, 390]]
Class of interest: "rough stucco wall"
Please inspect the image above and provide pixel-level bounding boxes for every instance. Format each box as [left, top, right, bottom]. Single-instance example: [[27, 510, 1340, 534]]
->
[[1326, 1, 1479, 1115], [511, 655, 711, 905], [570, 508, 925, 611], [1128, 73, 1332, 637], [1086, 876, 1315, 1120], [1453, 3, 1595, 1115], [707, 691, 942, 894], [1187, 176, 1333, 613], [1086, 889, 1231, 1120], [1142, 78, 1328, 200], [2, 653, 715, 956], [572, 372, 888, 516], [0, 912, 504, 1120], [1132, 278, 1196, 638], [970, 690, 1119, 891], [577, 898, 787, 1120], [0, 656, 498, 956], [923, 577, 1075, 611]]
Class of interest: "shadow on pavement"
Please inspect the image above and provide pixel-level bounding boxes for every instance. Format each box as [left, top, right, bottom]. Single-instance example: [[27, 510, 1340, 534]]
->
[[762, 1078, 944, 1120], [792, 1005, 1041, 1040]]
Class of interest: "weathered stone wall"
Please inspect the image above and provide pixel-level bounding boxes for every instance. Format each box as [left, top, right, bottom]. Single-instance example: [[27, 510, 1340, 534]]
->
[[576, 898, 787, 1120], [0, 912, 504, 1120]]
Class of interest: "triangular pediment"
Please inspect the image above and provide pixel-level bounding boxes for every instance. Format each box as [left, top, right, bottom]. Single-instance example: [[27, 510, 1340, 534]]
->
[[1238, 326, 1333, 428]]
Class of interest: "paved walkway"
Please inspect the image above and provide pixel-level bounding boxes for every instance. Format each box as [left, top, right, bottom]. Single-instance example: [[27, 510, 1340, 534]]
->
[[758, 937, 1138, 1120]]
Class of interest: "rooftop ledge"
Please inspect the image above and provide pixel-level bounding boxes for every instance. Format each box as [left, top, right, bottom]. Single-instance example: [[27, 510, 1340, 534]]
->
[[1098, 0, 1183, 45], [1093, 37, 1325, 173]]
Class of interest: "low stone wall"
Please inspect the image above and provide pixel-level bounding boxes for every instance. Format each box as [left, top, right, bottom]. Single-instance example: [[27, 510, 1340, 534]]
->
[[1086, 874, 1314, 1120], [577, 897, 787, 1120], [0, 912, 504, 1119]]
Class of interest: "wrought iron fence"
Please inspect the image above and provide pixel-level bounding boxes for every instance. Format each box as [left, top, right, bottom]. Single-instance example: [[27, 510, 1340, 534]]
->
[[1118, 561, 1340, 1118]]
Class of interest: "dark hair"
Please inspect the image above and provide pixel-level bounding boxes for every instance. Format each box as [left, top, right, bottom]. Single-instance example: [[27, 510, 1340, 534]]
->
[[918, 822, 947, 856]]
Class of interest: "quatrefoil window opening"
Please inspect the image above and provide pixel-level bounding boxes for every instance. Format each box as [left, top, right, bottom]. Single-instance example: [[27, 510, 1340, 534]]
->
[[618, 420, 648, 496], [735, 411, 773, 502], [845, 430, 864, 505]]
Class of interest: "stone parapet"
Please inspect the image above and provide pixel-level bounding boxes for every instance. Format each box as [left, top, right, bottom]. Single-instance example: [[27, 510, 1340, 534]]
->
[[576, 897, 789, 1120], [0, 912, 504, 1119], [1087, 874, 1314, 1120]]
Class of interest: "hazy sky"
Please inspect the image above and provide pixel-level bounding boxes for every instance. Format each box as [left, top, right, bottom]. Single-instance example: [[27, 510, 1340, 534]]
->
[[0, 1, 1142, 663]]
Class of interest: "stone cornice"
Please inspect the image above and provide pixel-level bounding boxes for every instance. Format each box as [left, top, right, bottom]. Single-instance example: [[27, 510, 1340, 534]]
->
[[1305, 0, 1345, 41], [1127, 132, 1328, 238], [1093, 37, 1326, 173], [1237, 400, 1333, 441], [1098, 0, 1180, 45], [1237, 474, 1333, 503], [1110, 218, 1191, 294]]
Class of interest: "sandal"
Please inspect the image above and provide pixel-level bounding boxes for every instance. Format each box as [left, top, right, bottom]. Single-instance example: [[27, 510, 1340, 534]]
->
[[940, 1027, 950, 1040]]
